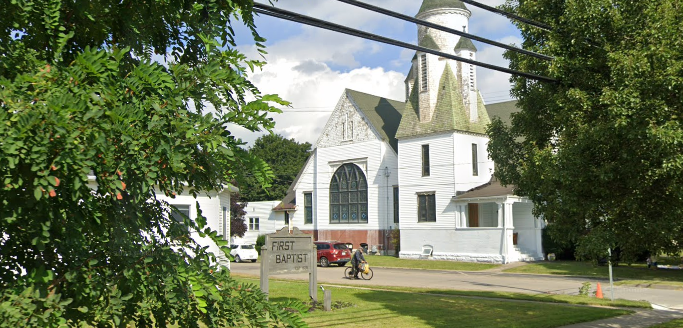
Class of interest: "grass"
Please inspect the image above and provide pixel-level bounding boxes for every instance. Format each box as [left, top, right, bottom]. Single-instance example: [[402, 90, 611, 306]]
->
[[651, 319, 683, 328], [348, 284, 651, 309], [236, 277, 634, 328], [365, 255, 499, 271], [503, 261, 683, 283]]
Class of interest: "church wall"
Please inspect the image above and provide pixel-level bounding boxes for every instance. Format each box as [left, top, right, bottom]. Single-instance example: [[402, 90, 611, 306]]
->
[[291, 139, 398, 253], [400, 228, 504, 263], [398, 133, 458, 231], [451, 133, 494, 187]]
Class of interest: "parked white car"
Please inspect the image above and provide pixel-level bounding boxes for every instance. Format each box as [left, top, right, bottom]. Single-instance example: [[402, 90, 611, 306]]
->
[[230, 244, 258, 263]]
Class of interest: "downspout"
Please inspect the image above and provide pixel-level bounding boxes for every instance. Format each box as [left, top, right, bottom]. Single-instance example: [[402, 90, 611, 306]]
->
[[384, 166, 390, 255]]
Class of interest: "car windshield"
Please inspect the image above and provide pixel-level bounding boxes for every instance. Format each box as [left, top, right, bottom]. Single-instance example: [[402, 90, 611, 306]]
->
[[241, 245, 255, 249], [333, 244, 348, 250]]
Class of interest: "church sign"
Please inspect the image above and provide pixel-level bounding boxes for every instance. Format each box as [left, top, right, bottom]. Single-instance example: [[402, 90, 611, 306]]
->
[[260, 227, 317, 301]]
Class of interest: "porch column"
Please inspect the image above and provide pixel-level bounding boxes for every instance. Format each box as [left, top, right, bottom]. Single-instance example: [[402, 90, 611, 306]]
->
[[535, 216, 544, 258], [504, 202, 514, 261], [496, 202, 503, 228], [458, 205, 467, 228]]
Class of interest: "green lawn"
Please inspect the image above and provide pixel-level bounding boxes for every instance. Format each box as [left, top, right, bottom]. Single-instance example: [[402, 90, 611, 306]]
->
[[364, 255, 499, 271], [236, 277, 633, 328], [503, 261, 683, 284]]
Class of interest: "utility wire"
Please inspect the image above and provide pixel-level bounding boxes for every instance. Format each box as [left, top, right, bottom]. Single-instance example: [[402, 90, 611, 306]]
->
[[458, 0, 552, 31], [253, 3, 557, 84], [336, 0, 552, 61]]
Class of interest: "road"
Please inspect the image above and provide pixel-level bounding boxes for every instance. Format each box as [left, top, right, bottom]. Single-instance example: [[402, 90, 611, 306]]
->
[[229, 262, 683, 311]]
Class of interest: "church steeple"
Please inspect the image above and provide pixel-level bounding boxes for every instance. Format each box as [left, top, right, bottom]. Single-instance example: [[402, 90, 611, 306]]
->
[[397, 0, 488, 139]]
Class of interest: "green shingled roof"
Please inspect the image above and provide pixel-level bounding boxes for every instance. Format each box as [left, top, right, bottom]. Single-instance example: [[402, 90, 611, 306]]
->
[[485, 100, 519, 126], [455, 37, 477, 52], [418, 34, 439, 50], [417, 0, 468, 14], [346, 89, 404, 152], [396, 63, 491, 138]]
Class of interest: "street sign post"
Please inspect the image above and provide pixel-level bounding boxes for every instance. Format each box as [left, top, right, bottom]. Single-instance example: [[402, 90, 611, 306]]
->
[[260, 227, 317, 301]]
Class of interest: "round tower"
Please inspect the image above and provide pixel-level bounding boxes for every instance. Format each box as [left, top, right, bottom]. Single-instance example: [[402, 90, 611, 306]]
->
[[416, 0, 471, 53]]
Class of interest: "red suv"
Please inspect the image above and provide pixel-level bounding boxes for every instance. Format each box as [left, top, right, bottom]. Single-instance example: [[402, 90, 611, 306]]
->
[[314, 241, 351, 267]]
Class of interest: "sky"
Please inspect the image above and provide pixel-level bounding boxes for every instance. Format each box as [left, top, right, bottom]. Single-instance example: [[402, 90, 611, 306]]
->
[[230, 0, 521, 146]]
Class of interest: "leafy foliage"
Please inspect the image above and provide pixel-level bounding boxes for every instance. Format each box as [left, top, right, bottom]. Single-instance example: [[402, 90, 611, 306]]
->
[[0, 0, 307, 327], [240, 134, 312, 201], [230, 192, 248, 238], [489, 0, 683, 261]]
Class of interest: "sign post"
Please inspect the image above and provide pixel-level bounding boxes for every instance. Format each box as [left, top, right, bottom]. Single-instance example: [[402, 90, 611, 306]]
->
[[260, 227, 317, 302]]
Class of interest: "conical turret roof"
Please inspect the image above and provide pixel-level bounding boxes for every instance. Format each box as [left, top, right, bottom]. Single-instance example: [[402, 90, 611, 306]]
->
[[417, 0, 468, 14]]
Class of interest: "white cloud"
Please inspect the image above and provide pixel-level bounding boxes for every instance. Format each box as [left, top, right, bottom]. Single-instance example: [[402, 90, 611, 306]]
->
[[233, 58, 405, 146]]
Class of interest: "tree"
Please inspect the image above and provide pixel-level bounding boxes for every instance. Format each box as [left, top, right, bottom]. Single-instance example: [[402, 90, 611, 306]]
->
[[240, 134, 311, 201], [0, 1, 307, 327], [488, 0, 683, 262], [230, 193, 248, 238]]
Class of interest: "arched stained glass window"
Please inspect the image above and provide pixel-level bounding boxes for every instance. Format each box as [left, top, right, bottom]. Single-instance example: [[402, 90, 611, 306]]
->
[[330, 163, 368, 224]]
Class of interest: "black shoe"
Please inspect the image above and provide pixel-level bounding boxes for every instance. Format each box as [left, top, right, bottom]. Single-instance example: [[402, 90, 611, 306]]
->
[[353, 276, 359, 279]]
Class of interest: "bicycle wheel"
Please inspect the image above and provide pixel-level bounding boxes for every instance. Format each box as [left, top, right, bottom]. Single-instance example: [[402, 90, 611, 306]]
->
[[361, 268, 373, 280], [344, 267, 353, 279]]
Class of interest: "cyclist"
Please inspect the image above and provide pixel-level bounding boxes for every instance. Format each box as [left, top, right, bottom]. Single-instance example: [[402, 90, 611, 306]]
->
[[350, 247, 367, 279]]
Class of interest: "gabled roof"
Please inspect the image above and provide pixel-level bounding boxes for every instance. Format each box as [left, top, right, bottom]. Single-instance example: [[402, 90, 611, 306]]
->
[[455, 37, 477, 52], [417, 0, 468, 14], [346, 89, 404, 153], [485, 100, 519, 126], [453, 175, 515, 200]]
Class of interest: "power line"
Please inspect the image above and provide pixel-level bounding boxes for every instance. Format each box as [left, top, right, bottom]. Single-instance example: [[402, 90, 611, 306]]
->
[[458, 0, 552, 31], [253, 3, 557, 84], [336, 0, 552, 61]]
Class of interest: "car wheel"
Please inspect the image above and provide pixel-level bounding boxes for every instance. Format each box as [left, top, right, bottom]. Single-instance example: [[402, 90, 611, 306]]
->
[[320, 257, 330, 267], [251, 259, 256, 263], [235, 255, 241, 263], [338, 262, 346, 267]]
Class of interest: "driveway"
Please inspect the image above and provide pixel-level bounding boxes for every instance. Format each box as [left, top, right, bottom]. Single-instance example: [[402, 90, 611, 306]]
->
[[229, 262, 683, 310]]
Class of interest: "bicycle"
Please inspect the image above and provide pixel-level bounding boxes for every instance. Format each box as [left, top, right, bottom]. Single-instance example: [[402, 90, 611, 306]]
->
[[344, 264, 373, 280]]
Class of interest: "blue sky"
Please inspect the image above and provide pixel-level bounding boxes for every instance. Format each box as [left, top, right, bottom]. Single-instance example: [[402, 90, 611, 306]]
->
[[231, 0, 521, 145]]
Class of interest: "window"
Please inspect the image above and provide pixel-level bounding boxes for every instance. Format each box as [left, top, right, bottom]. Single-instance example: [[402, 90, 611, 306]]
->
[[285, 212, 290, 225], [170, 204, 191, 232], [330, 163, 368, 224], [393, 186, 399, 223], [249, 217, 259, 231], [342, 113, 353, 140], [417, 193, 436, 222], [420, 54, 428, 91], [472, 143, 478, 176], [304, 192, 313, 224], [170, 204, 191, 223], [422, 144, 430, 176]]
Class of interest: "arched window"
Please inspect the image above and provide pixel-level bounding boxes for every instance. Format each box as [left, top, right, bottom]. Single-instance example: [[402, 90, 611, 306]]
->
[[330, 163, 368, 224]]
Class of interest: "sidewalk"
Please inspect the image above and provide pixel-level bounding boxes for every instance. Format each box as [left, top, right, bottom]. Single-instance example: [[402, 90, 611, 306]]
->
[[558, 309, 683, 328]]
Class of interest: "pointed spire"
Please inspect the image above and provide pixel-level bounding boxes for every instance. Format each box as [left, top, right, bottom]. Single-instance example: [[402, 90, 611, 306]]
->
[[455, 37, 477, 52]]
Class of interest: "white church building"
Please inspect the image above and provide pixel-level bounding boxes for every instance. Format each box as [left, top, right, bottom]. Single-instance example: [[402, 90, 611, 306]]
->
[[273, 0, 544, 263]]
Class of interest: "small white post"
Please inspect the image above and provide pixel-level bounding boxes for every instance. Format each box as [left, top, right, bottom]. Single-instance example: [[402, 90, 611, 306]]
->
[[608, 247, 614, 301]]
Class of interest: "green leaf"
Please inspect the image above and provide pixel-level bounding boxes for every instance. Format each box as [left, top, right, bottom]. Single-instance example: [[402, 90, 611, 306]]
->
[[34, 187, 43, 200]]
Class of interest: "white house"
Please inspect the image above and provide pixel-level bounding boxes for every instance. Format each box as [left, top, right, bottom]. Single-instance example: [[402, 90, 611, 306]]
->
[[231, 200, 287, 245], [272, 0, 544, 263], [87, 175, 235, 268]]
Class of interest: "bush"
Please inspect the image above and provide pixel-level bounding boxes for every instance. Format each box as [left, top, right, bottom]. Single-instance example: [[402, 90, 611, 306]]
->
[[542, 227, 576, 260], [256, 234, 266, 255]]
